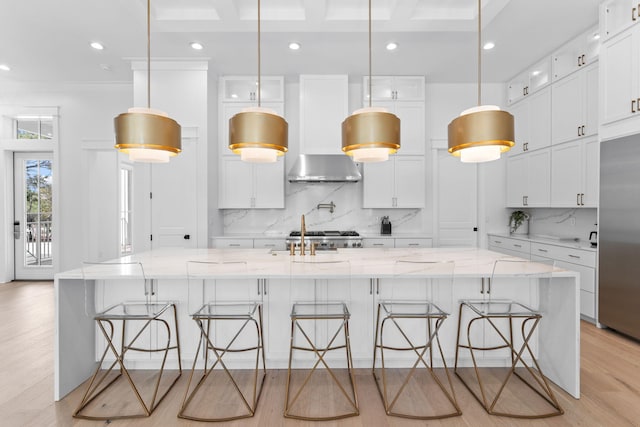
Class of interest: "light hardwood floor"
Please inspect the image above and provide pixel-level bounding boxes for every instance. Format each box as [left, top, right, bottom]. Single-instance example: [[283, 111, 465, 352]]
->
[[1, 280, 640, 426]]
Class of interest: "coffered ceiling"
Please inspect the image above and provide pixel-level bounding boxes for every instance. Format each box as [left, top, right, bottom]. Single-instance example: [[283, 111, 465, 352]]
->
[[0, 0, 600, 84]]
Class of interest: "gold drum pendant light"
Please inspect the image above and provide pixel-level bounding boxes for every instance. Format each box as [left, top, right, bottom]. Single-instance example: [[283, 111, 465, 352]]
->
[[114, 0, 181, 163], [228, 0, 288, 163], [342, 0, 400, 163], [448, 0, 514, 163]]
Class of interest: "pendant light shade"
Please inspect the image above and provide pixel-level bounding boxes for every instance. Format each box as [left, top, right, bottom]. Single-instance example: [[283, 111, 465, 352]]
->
[[342, 107, 400, 162], [342, 0, 400, 163], [229, 0, 288, 163], [229, 106, 288, 163], [447, 0, 514, 163], [114, 0, 181, 163]]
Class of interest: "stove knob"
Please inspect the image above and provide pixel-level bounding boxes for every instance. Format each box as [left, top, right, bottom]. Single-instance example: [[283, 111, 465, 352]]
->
[[330, 242, 335, 248], [352, 242, 357, 247], [356, 242, 362, 247], [343, 242, 348, 248]]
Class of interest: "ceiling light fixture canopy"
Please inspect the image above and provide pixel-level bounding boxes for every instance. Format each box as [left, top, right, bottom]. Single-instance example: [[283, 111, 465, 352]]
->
[[228, 0, 288, 163], [447, 0, 514, 163], [342, 0, 400, 163], [114, 0, 181, 163]]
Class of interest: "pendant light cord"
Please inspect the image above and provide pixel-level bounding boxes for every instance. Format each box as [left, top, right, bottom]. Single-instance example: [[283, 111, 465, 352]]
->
[[257, 0, 261, 107], [368, 0, 372, 108], [147, 0, 151, 109], [477, 0, 481, 106]]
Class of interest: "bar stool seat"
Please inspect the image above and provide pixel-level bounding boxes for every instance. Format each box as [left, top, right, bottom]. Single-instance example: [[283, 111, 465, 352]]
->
[[74, 261, 182, 421], [372, 260, 461, 419], [454, 260, 564, 419], [284, 301, 359, 420]]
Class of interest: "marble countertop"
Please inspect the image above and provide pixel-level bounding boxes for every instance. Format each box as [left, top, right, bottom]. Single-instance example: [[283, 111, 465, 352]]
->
[[488, 233, 597, 252], [57, 247, 575, 281]]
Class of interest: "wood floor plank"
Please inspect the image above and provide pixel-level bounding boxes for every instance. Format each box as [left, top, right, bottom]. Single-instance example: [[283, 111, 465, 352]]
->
[[2, 281, 640, 426]]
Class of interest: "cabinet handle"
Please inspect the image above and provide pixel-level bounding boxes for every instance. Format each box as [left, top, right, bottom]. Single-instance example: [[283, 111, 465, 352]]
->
[[263, 279, 268, 295], [376, 278, 380, 295], [514, 244, 522, 248], [257, 279, 261, 295], [581, 193, 585, 206], [408, 243, 420, 247], [576, 193, 581, 206], [577, 56, 581, 67], [373, 243, 384, 247], [582, 54, 586, 66], [632, 99, 637, 113], [481, 278, 485, 294], [569, 254, 581, 259], [578, 126, 581, 137], [494, 240, 502, 244], [538, 248, 548, 253], [633, 7, 637, 21], [229, 243, 241, 247], [370, 279, 373, 295], [582, 125, 585, 136]]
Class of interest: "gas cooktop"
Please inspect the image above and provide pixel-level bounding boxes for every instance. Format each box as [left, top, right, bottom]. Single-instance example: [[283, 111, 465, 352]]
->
[[288, 230, 359, 237]]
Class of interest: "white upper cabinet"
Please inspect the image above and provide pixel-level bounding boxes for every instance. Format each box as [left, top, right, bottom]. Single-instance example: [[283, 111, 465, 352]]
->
[[364, 76, 425, 101], [507, 57, 552, 105], [299, 75, 349, 154], [600, 20, 640, 140], [221, 76, 284, 102], [552, 63, 599, 145], [506, 149, 551, 208], [551, 137, 599, 208], [362, 76, 426, 155], [601, 0, 640, 41], [552, 26, 600, 81], [508, 86, 551, 155], [363, 156, 425, 208], [218, 157, 284, 209]]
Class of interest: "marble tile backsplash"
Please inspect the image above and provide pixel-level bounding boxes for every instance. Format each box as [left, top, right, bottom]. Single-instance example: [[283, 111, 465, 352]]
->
[[518, 208, 597, 240], [222, 181, 422, 235]]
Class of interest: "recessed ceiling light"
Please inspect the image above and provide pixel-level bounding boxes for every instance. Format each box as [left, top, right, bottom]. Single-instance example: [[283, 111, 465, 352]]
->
[[0, 64, 10, 71], [90, 42, 104, 50], [386, 42, 398, 51], [288, 42, 301, 50], [190, 42, 204, 50], [593, 33, 600, 40], [483, 42, 495, 50]]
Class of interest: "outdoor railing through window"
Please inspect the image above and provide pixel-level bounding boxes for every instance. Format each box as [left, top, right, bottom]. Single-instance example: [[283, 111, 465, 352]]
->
[[25, 220, 52, 266]]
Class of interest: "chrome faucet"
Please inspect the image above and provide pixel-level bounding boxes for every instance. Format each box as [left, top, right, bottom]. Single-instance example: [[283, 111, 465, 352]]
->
[[300, 214, 306, 255]]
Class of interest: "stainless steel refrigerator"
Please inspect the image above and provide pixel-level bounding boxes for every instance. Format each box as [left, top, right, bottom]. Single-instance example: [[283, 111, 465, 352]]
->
[[599, 135, 640, 340]]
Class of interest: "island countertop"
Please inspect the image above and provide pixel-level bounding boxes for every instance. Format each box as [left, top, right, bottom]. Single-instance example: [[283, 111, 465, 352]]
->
[[54, 247, 580, 402]]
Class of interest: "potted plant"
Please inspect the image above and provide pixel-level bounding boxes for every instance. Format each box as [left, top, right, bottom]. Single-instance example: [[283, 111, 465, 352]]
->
[[509, 210, 530, 235]]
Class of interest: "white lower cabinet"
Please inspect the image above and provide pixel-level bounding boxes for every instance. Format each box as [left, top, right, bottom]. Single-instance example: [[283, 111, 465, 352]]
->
[[212, 237, 254, 249], [362, 238, 394, 248], [363, 237, 433, 248], [394, 238, 433, 248]]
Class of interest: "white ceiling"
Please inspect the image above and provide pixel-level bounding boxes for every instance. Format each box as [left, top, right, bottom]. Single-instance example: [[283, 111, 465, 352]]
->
[[0, 0, 600, 85]]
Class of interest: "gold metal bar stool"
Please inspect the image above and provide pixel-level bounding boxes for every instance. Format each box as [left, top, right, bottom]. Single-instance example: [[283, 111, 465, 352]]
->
[[454, 259, 564, 418], [285, 302, 359, 420], [178, 261, 266, 422], [74, 261, 182, 420], [372, 260, 461, 419]]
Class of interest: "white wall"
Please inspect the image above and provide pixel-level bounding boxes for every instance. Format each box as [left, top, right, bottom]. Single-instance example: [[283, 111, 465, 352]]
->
[[0, 81, 131, 275]]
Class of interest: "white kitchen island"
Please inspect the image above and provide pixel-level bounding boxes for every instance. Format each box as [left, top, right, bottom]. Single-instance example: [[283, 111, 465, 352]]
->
[[54, 247, 580, 401]]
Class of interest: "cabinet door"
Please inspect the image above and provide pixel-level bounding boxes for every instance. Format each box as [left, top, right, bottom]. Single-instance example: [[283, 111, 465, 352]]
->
[[394, 157, 425, 208], [394, 238, 432, 248], [362, 160, 394, 208], [528, 57, 552, 93], [219, 157, 254, 208], [253, 160, 284, 209], [394, 101, 425, 155], [555, 260, 596, 318], [393, 76, 425, 100], [300, 75, 348, 154], [583, 64, 599, 137], [601, 0, 636, 40], [222, 76, 283, 102], [582, 138, 600, 207], [508, 70, 528, 104], [509, 101, 529, 154], [551, 141, 582, 207], [526, 149, 551, 207], [506, 155, 527, 207], [527, 87, 552, 151], [552, 73, 583, 145], [362, 238, 394, 248], [553, 37, 584, 81], [601, 29, 636, 125], [365, 76, 394, 100]]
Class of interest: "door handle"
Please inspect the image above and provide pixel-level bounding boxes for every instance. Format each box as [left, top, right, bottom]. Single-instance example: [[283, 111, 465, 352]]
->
[[13, 221, 20, 240], [184, 234, 190, 240]]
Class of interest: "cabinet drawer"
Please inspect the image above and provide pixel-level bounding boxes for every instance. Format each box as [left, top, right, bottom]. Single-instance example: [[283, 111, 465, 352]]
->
[[253, 238, 284, 250], [214, 238, 253, 249], [531, 243, 595, 267], [363, 238, 394, 248], [488, 236, 530, 254], [394, 238, 432, 248]]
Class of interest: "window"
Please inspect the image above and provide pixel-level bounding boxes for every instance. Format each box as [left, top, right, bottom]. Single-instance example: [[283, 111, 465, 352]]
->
[[120, 167, 133, 255], [15, 117, 54, 140]]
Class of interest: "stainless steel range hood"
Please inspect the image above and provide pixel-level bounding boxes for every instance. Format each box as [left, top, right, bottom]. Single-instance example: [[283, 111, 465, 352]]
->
[[287, 154, 361, 183]]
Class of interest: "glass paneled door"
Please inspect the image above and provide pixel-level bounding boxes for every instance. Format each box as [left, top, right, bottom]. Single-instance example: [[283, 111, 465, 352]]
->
[[14, 153, 54, 280]]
